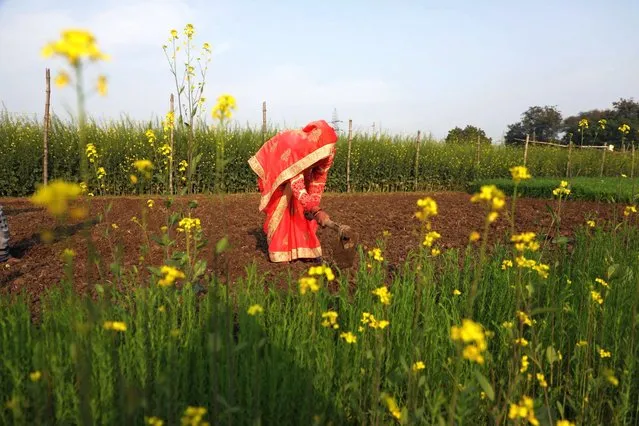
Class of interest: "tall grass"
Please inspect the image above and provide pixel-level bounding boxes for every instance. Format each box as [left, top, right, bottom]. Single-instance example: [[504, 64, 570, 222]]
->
[[1, 195, 638, 425], [1, 112, 636, 197]]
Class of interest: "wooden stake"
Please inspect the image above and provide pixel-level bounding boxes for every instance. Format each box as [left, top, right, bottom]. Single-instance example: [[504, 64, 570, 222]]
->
[[632, 143, 636, 179], [169, 93, 175, 195], [262, 101, 267, 143], [600, 145, 606, 177], [347, 119, 353, 192], [566, 140, 573, 178], [414, 130, 422, 191], [43, 68, 51, 186], [523, 134, 530, 166], [476, 134, 481, 166]]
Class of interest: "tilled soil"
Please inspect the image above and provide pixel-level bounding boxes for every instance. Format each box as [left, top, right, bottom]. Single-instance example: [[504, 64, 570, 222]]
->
[[0, 191, 625, 302]]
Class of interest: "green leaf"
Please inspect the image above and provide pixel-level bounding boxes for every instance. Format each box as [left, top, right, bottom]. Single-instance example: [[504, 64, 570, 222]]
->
[[607, 264, 620, 279], [474, 370, 495, 401], [192, 259, 207, 279], [216, 236, 229, 254], [546, 346, 559, 364]]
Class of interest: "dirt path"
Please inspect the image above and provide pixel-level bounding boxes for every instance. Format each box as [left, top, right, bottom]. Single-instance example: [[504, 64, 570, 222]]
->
[[0, 192, 624, 301]]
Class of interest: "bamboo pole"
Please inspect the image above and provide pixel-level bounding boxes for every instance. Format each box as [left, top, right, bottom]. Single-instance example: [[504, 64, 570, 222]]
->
[[414, 130, 422, 191], [169, 93, 175, 194], [600, 146, 606, 177], [476, 134, 481, 166], [523, 134, 530, 166], [566, 140, 573, 178], [347, 119, 353, 192], [262, 101, 267, 144], [43, 68, 51, 185]]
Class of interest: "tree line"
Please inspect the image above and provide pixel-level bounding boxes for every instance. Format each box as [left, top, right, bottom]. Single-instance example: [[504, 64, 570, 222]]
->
[[445, 97, 639, 149]]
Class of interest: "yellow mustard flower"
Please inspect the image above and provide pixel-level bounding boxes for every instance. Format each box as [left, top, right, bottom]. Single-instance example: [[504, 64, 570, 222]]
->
[[30, 180, 83, 218], [103, 321, 127, 332], [450, 319, 487, 364], [247, 304, 263, 316], [372, 286, 392, 305], [321, 311, 339, 329], [340, 331, 357, 344], [510, 165, 532, 183], [158, 265, 186, 287]]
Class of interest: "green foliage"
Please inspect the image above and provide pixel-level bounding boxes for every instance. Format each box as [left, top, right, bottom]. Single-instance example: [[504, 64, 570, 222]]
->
[[445, 125, 492, 145], [1, 112, 639, 197], [505, 105, 564, 145], [1, 222, 638, 424], [468, 176, 639, 203]]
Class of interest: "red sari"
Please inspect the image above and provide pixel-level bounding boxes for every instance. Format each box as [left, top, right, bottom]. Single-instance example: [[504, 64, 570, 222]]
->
[[248, 120, 338, 262]]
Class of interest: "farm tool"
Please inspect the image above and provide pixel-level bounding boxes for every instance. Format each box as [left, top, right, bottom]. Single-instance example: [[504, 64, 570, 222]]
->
[[322, 218, 358, 268]]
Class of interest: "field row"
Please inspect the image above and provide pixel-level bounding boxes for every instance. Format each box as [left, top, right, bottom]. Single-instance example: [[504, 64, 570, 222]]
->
[[1, 113, 637, 196]]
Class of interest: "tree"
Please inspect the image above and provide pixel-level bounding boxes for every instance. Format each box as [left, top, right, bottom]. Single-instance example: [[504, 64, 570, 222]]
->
[[561, 98, 639, 149], [445, 125, 492, 145], [504, 105, 563, 145]]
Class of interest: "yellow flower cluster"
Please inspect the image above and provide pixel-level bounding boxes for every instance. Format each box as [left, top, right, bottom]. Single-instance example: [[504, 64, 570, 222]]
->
[[96, 167, 106, 180], [146, 129, 157, 145], [618, 123, 631, 134], [299, 277, 320, 295], [508, 396, 539, 426], [247, 304, 263, 316], [42, 29, 110, 66], [590, 290, 603, 305], [372, 286, 392, 305], [501, 259, 513, 270], [598, 119, 607, 129], [133, 159, 154, 179], [308, 265, 335, 281], [86, 143, 98, 163], [181, 406, 209, 426], [536, 373, 548, 388], [30, 371, 42, 382], [340, 331, 357, 343], [412, 361, 425, 372], [381, 393, 402, 421], [553, 181, 571, 197], [516, 311, 533, 327], [450, 319, 487, 365], [211, 94, 237, 122], [31, 180, 83, 218], [415, 196, 438, 227], [422, 231, 441, 248], [520, 355, 529, 373], [103, 321, 127, 332], [471, 185, 505, 223], [510, 165, 531, 183], [178, 217, 202, 233], [321, 311, 339, 329], [595, 277, 609, 288], [514, 256, 550, 279], [586, 220, 596, 228], [158, 265, 185, 287], [145, 416, 164, 426], [598, 348, 611, 358], [578, 118, 589, 129], [624, 205, 637, 216], [511, 232, 539, 252], [368, 247, 384, 262], [360, 312, 389, 330]]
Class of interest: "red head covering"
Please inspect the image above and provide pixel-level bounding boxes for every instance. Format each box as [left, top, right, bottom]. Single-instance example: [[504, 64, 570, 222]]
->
[[248, 120, 338, 211]]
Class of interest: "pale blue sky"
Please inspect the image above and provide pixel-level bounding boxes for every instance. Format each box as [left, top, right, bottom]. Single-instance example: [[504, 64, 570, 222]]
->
[[1, 0, 638, 142]]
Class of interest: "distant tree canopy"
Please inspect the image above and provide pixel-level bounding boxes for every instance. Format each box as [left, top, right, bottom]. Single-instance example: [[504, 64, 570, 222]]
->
[[504, 106, 563, 146], [445, 125, 492, 145], [561, 98, 639, 149], [504, 98, 639, 149]]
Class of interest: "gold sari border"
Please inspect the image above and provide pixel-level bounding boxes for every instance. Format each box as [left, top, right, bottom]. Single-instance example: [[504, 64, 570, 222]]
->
[[266, 183, 291, 242], [258, 143, 335, 212], [248, 155, 265, 181], [269, 247, 322, 263]]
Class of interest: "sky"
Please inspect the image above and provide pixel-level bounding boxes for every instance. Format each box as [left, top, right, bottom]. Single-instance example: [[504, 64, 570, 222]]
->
[[0, 0, 638, 142]]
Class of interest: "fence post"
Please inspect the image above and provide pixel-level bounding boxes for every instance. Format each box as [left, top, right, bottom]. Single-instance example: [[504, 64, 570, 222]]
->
[[523, 134, 530, 167], [476, 134, 481, 167], [169, 93, 175, 195], [262, 101, 267, 144], [566, 140, 573, 178], [43, 68, 51, 186], [600, 146, 606, 177], [414, 130, 422, 191], [632, 143, 636, 179], [347, 119, 353, 192]]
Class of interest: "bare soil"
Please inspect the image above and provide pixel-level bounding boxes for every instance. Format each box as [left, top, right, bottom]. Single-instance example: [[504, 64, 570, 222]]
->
[[0, 191, 624, 302]]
